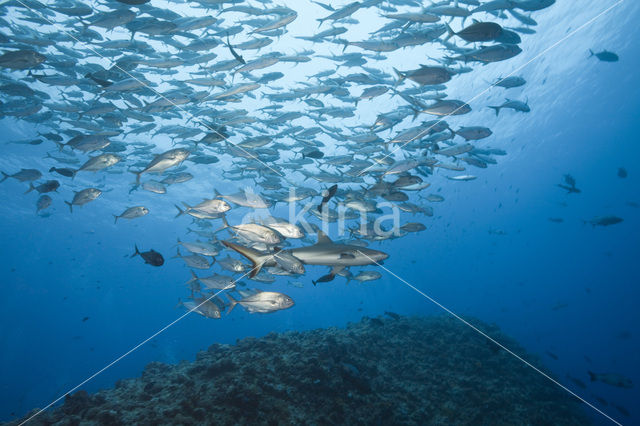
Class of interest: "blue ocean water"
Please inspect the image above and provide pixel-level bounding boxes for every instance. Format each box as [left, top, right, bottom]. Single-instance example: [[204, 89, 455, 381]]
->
[[0, 0, 638, 424]]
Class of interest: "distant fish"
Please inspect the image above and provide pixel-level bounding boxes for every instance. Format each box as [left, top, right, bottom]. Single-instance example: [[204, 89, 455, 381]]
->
[[617, 167, 627, 178], [488, 98, 530, 116], [1, 168, 42, 183], [36, 195, 52, 213], [565, 374, 586, 389], [318, 184, 338, 211], [25, 180, 60, 194], [589, 49, 619, 62], [131, 245, 164, 266], [584, 216, 623, 227], [588, 371, 633, 388]]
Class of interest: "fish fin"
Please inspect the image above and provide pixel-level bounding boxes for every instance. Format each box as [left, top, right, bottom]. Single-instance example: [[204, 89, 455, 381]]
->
[[444, 23, 455, 41], [113, 214, 119, 224], [588, 371, 596, 381], [316, 230, 333, 245], [130, 170, 141, 184], [588, 49, 594, 58], [0, 171, 8, 183], [131, 244, 140, 258], [64, 201, 73, 213], [226, 294, 238, 315], [213, 188, 221, 198], [222, 241, 265, 278], [24, 182, 35, 194], [172, 248, 182, 259], [488, 106, 500, 116], [186, 270, 198, 286], [174, 204, 185, 218]]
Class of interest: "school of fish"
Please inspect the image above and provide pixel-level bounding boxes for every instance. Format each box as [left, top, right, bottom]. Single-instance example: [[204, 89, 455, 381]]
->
[[0, 0, 561, 317]]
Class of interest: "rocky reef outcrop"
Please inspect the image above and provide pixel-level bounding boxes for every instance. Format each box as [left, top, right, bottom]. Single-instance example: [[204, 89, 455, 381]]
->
[[10, 315, 589, 425]]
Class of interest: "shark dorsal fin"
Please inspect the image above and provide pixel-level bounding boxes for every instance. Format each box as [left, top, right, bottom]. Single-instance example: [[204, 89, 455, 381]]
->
[[316, 231, 333, 244]]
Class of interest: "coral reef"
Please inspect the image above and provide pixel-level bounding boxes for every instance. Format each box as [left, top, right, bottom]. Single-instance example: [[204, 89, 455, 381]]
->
[[9, 315, 589, 425]]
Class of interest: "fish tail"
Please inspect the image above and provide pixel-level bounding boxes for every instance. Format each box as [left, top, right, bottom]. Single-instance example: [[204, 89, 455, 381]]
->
[[226, 293, 238, 315], [588, 371, 596, 382], [174, 204, 185, 218], [131, 244, 140, 258], [588, 49, 594, 58], [186, 269, 198, 286], [113, 214, 119, 224], [444, 22, 455, 41], [64, 201, 73, 213], [0, 171, 8, 183], [172, 248, 182, 259], [24, 182, 35, 194], [488, 106, 500, 116], [55, 142, 64, 151], [130, 170, 141, 184], [392, 68, 405, 86], [222, 240, 264, 278]]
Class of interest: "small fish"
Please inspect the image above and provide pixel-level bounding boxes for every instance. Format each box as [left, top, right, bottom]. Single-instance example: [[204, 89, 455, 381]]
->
[[224, 34, 246, 64], [114, 206, 149, 223], [584, 216, 623, 227], [36, 195, 52, 213], [65, 188, 102, 213], [589, 49, 618, 62], [49, 167, 76, 178], [318, 184, 338, 212], [1, 168, 42, 183], [588, 371, 633, 388], [227, 290, 294, 314], [131, 245, 164, 266], [25, 180, 60, 194]]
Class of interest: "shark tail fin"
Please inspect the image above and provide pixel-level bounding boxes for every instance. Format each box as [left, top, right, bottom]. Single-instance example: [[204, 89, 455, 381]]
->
[[222, 241, 264, 278]]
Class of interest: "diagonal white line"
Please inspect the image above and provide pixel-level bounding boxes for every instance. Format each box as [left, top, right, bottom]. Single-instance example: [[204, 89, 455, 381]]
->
[[356, 250, 623, 426], [11, 0, 285, 178], [18, 251, 278, 426], [357, 0, 624, 178]]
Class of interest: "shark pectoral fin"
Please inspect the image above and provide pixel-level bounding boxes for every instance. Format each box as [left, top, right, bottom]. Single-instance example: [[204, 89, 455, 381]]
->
[[330, 265, 346, 276], [222, 240, 266, 278]]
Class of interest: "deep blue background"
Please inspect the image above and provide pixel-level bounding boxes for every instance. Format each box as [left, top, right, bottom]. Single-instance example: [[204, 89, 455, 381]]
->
[[0, 1, 638, 424]]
